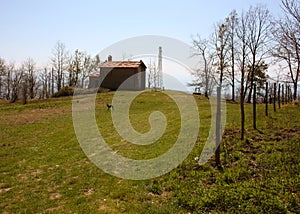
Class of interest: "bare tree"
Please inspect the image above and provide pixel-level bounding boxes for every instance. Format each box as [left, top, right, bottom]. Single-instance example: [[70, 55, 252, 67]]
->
[[67, 50, 100, 88], [51, 41, 68, 91], [211, 21, 231, 87], [5, 63, 15, 100], [246, 5, 271, 103], [40, 67, 53, 98], [68, 49, 83, 87], [226, 10, 239, 101], [2, 62, 8, 99], [43, 68, 47, 98], [23, 58, 37, 99], [191, 35, 216, 96], [21, 72, 28, 104], [40, 67, 50, 98], [147, 59, 157, 89], [272, 0, 300, 100], [80, 54, 100, 88], [80, 55, 88, 88], [236, 10, 250, 140], [51, 67, 54, 95], [281, 0, 300, 23], [147, 59, 153, 89], [10, 66, 24, 103], [0, 58, 6, 98], [207, 20, 231, 167]]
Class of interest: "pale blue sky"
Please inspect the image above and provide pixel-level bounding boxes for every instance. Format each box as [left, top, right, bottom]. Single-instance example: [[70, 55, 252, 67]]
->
[[1, 0, 284, 67]]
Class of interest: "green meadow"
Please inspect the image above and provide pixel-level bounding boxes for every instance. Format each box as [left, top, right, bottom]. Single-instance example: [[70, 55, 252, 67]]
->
[[0, 91, 299, 213]]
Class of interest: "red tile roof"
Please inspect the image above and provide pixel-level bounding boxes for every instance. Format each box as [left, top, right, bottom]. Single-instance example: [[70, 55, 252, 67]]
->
[[100, 60, 146, 68], [89, 71, 100, 77], [89, 60, 146, 77]]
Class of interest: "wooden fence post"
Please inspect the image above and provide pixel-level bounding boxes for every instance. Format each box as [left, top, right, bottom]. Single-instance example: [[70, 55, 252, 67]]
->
[[253, 83, 257, 129], [215, 86, 221, 167], [265, 82, 268, 116]]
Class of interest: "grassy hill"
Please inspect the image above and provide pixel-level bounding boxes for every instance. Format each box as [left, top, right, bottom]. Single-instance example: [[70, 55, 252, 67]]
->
[[0, 91, 299, 213]]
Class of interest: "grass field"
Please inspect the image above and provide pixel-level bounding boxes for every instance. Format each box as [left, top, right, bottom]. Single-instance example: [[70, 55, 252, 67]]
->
[[0, 91, 299, 213]]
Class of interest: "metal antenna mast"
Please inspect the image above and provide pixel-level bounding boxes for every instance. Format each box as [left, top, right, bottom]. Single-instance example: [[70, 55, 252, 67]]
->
[[157, 46, 163, 90]]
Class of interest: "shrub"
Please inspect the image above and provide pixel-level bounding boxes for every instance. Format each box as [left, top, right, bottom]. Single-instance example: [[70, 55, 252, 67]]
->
[[52, 86, 74, 97], [97, 87, 111, 93]]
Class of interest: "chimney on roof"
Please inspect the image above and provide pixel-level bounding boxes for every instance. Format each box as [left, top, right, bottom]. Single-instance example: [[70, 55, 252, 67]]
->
[[108, 55, 112, 62]]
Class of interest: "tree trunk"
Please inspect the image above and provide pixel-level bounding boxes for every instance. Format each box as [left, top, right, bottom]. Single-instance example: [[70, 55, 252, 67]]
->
[[0, 76, 2, 98], [241, 94, 245, 140], [278, 84, 281, 109], [231, 69, 235, 101], [265, 82, 268, 116], [282, 84, 284, 105], [293, 82, 297, 101], [273, 83, 276, 112], [240, 71, 245, 140], [29, 76, 34, 99], [285, 84, 288, 104], [22, 81, 27, 105], [247, 60, 256, 103], [231, 44, 235, 101], [51, 68, 54, 95], [6, 70, 10, 100], [253, 83, 257, 129], [215, 86, 221, 167]]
